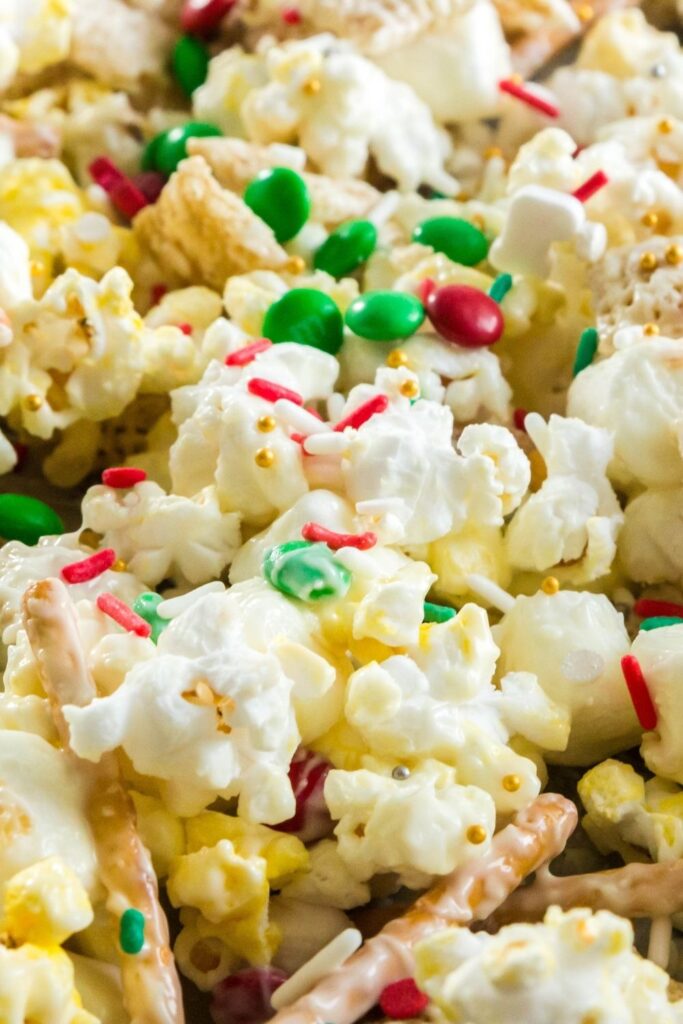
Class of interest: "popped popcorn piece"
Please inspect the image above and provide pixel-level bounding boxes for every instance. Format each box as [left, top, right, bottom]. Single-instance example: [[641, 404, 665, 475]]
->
[[620, 487, 683, 587], [427, 522, 511, 604], [129, 791, 184, 880], [81, 480, 241, 587], [494, 590, 638, 765], [0, 943, 98, 1024], [0, 0, 72, 84], [630, 623, 683, 785], [456, 423, 530, 517], [0, 426, 17, 474], [324, 758, 497, 888], [0, 159, 86, 269], [280, 839, 371, 910], [168, 839, 270, 927], [0, 222, 32, 310], [133, 156, 293, 292], [579, 759, 683, 863], [506, 413, 623, 584], [2, 857, 93, 947], [414, 906, 682, 1024], [69, 0, 175, 91], [60, 212, 122, 279], [567, 336, 683, 490], [577, 9, 680, 79], [223, 268, 357, 339]]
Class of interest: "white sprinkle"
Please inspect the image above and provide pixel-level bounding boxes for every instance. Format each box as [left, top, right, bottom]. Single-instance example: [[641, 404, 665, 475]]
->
[[466, 574, 515, 614], [303, 433, 349, 456], [648, 916, 672, 969], [561, 649, 605, 684], [270, 929, 362, 1011], [157, 581, 225, 619], [273, 400, 330, 435], [327, 392, 346, 422], [367, 191, 400, 227]]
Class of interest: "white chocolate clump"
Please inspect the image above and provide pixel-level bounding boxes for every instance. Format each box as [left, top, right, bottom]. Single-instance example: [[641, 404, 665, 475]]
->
[[415, 906, 683, 1024]]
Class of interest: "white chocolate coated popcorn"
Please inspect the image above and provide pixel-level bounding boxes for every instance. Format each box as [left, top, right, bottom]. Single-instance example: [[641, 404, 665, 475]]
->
[[415, 906, 683, 1024], [0, 943, 98, 1024], [632, 624, 683, 785], [620, 487, 683, 587], [0, 222, 32, 310]]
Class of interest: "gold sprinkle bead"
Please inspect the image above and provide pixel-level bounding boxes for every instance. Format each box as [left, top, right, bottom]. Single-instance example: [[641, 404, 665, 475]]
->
[[24, 394, 43, 411], [508, 73, 523, 85], [643, 323, 660, 336], [640, 210, 659, 229], [111, 559, 128, 573], [30, 260, 45, 276], [286, 255, 306, 274], [484, 146, 503, 161], [302, 78, 322, 95], [541, 576, 560, 595], [575, 3, 594, 21], [257, 415, 276, 433], [658, 118, 674, 135], [466, 824, 487, 845], [254, 447, 275, 468], [399, 379, 420, 399], [639, 251, 658, 273], [502, 774, 521, 793], [387, 349, 409, 369], [665, 243, 683, 266]]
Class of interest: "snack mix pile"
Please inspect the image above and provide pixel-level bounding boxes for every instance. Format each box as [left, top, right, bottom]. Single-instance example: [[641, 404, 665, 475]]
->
[[3, 1, 683, 1022]]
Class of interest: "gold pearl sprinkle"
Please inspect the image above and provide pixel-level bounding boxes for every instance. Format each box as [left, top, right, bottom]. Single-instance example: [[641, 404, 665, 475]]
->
[[502, 774, 521, 793], [541, 576, 560, 595], [575, 3, 594, 20], [466, 824, 487, 845], [386, 349, 409, 369], [639, 251, 658, 273], [24, 394, 43, 411], [257, 415, 276, 433], [399, 379, 420, 399], [665, 243, 683, 266], [640, 210, 660, 229], [30, 260, 45, 277], [302, 78, 322, 95], [111, 558, 128, 573], [657, 118, 674, 135], [286, 255, 306, 274], [483, 146, 503, 161], [643, 323, 660, 336], [508, 73, 523, 85], [254, 447, 275, 468]]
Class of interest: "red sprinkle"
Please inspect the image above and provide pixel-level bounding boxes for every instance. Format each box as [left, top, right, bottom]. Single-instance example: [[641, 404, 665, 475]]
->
[[89, 156, 124, 191], [513, 407, 528, 432], [151, 283, 167, 307], [177, 323, 193, 335], [416, 277, 437, 304], [248, 377, 304, 406], [97, 593, 152, 638], [634, 598, 683, 620], [89, 157, 148, 219], [131, 171, 166, 203], [572, 170, 609, 204], [181, 0, 235, 35], [225, 339, 273, 366], [499, 79, 560, 118], [62, 548, 116, 584], [334, 394, 389, 432], [281, 6, 301, 23], [301, 522, 377, 550], [572, 145, 586, 159], [102, 467, 147, 489], [379, 979, 429, 1020], [621, 654, 658, 731], [305, 406, 323, 420], [290, 432, 306, 445]]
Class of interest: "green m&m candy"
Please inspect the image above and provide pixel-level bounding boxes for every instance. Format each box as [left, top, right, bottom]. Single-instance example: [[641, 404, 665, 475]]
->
[[262, 288, 344, 355], [345, 290, 425, 341], [244, 168, 311, 243], [0, 493, 64, 546], [172, 34, 210, 96], [313, 220, 377, 278], [412, 216, 489, 267], [263, 541, 351, 602], [132, 592, 168, 644], [145, 121, 222, 176]]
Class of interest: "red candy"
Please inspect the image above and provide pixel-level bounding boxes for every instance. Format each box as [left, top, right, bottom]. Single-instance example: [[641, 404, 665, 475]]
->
[[379, 978, 429, 1020], [426, 284, 504, 348], [281, 6, 302, 23], [177, 323, 194, 335], [225, 339, 273, 367], [301, 522, 377, 551], [513, 407, 528, 432], [102, 467, 147, 489], [88, 157, 148, 219], [61, 548, 116, 584], [273, 748, 333, 843], [634, 598, 683, 621], [181, 0, 235, 35], [97, 593, 152, 638], [416, 277, 436, 304], [151, 283, 168, 306], [334, 394, 389, 432], [248, 377, 304, 406], [621, 654, 658, 731], [131, 171, 166, 203], [210, 968, 287, 1024]]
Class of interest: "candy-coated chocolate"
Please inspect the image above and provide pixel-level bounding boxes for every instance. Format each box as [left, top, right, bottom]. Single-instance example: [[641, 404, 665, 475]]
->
[[0, 493, 64, 546], [181, 0, 235, 35], [172, 34, 210, 96], [147, 122, 222, 176], [413, 216, 488, 266], [426, 284, 504, 347], [244, 168, 311, 243], [263, 289, 344, 355], [313, 220, 377, 277], [345, 291, 425, 341]]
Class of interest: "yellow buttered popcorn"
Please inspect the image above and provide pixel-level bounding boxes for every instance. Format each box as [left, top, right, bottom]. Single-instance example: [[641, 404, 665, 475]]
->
[[130, 792, 184, 881], [168, 838, 269, 925], [2, 856, 94, 947], [0, 943, 97, 1024], [184, 811, 309, 886]]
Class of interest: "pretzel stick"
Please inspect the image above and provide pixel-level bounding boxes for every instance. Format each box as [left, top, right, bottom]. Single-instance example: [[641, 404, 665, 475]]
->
[[490, 856, 683, 928], [23, 577, 185, 1024], [269, 793, 577, 1024]]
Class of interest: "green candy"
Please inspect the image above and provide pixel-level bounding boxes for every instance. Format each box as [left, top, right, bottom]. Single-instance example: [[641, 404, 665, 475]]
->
[[172, 34, 210, 96], [345, 290, 425, 341], [148, 121, 222, 176], [0, 493, 64, 546], [132, 592, 168, 644], [639, 616, 683, 632], [412, 216, 489, 267], [572, 327, 599, 378], [244, 168, 311, 243], [263, 288, 344, 355], [423, 601, 456, 624], [313, 220, 378, 278], [263, 541, 351, 602], [119, 909, 145, 955]]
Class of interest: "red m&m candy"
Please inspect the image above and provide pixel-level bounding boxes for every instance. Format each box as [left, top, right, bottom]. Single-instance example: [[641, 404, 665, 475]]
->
[[273, 748, 333, 843], [181, 0, 235, 36], [426, 283, 504, 348]]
